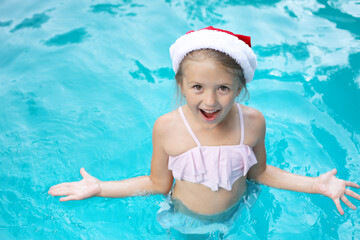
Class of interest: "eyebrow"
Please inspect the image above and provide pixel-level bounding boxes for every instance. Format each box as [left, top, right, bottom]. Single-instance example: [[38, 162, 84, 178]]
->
[[186, 80, 201, 85], [186, 80, 233, 86]]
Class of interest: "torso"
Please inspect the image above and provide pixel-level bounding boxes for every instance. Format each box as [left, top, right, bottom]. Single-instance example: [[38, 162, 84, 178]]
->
[[160, 103, 261, 214]]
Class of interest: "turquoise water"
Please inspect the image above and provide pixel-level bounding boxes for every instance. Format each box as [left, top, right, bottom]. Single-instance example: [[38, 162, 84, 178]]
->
[[1, 0, 359, 239]]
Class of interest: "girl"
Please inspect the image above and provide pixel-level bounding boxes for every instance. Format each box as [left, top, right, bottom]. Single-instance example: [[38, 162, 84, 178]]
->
[[48, 26, 360, 234]]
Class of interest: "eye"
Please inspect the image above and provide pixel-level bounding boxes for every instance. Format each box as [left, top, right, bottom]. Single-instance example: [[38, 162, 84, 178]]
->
[[218, 86, 230, 93], [192, 85, 203, 91]]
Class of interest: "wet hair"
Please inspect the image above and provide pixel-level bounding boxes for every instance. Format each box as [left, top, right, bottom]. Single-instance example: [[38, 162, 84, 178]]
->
[[174, 49, 249, 105]]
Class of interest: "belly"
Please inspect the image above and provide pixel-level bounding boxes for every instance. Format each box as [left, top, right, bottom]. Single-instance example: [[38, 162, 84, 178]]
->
[[171, 176, 247, 215]]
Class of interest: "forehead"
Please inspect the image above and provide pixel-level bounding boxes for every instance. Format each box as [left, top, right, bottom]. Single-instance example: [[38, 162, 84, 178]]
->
[[182, 58, 235, 84]]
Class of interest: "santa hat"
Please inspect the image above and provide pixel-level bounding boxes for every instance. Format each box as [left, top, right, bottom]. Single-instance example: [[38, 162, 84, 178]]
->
[[170, 26, 257, 83]]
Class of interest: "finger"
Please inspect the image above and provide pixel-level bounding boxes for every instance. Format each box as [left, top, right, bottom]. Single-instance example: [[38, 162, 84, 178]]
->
[[49, 182, 72, 191], [80, 168, 91, 178], [345, 181, 360, 188], [331, 168, 337, 176], [60, 196, 77, 202], [49, 187, 73, 196], [333, 198, 344, 215], [340, 195, 356, 210], [345, 189, 360, 201]]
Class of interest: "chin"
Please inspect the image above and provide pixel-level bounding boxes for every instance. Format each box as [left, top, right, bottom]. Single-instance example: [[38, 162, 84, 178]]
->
[[198, 116, 222, 129]]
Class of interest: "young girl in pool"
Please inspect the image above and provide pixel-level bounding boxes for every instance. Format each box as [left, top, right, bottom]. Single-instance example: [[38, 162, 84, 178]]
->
[[48, 26, 360, 233]]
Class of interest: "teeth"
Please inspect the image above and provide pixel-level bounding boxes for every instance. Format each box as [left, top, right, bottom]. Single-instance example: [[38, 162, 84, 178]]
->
[[202, 109, 218, 113]]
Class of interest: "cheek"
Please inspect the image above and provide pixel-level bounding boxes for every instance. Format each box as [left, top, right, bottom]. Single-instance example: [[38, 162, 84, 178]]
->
[[221, 95, 237, 107], [185, 95, 197, 104]]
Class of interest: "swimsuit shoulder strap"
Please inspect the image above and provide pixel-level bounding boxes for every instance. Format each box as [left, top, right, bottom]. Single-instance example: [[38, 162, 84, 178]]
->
[[179, 107, 201, 147], [236, 103, 245, 145]]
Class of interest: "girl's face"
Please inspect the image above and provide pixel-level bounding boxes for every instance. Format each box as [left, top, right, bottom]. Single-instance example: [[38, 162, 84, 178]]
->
[[180, 58, 241, 129]]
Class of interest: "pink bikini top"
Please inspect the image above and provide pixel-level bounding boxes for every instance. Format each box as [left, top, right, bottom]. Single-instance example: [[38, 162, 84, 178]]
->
[[168, 103, 257, 191]]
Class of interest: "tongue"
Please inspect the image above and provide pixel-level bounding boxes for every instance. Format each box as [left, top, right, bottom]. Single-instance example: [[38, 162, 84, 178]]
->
[[203, 111, 216, 119]]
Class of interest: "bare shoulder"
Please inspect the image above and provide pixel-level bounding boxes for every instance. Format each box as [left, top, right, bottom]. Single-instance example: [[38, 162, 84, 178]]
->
[[241, 105, 265, 125], [153, 109, 181, 138], [153, 109, 185, 155], [239, 104, 266, 145]]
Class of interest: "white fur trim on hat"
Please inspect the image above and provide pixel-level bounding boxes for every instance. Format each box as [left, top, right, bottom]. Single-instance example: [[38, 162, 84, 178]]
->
[[170, 29, 257, 83]]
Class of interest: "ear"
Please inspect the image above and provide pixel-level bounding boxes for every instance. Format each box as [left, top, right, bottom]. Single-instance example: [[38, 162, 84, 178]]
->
[[176, 79, 186, 99], [179, 82, 184, 94], [235, 86, 242, 97], [178, 81, 185, 95]]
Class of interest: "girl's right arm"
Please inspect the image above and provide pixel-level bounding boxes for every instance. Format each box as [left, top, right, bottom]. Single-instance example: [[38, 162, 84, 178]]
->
[[48, 117, 174, 201]]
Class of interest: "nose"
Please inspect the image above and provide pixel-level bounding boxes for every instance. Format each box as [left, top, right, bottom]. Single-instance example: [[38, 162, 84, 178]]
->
[[203, 90, 217, 107]]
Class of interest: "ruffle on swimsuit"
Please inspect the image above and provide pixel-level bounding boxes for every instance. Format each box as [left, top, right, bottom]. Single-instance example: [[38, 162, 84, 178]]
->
[[168, 103, 257, 191]]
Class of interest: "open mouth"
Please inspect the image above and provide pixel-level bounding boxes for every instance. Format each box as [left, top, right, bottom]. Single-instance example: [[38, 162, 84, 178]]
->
[[200, 109, 221, 122]]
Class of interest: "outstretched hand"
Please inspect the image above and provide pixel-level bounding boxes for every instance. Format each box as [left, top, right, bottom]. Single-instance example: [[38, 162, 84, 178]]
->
[[314, 169, 360, 215], [48, 168, 101, 201]]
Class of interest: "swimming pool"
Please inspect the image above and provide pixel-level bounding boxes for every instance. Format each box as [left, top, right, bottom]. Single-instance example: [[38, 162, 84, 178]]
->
[[0, 0, 359, 239]]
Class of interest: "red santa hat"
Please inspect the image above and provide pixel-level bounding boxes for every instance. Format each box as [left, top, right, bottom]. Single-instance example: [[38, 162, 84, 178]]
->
[[170, 26, 257, 83]]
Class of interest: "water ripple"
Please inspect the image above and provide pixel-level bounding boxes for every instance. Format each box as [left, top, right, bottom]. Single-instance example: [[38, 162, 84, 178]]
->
[[314, 0, 360, 37], [0, 20, 12, 27], [43, 27, 89, 46], [10, 12, 50, 33], [130, 60, 155, 83], [89, 3, 123, 15], [89, 2, 144, 16]]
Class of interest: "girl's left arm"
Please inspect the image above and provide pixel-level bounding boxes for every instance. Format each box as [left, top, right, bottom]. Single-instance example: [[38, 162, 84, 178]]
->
[[247, 112, 360, 215]]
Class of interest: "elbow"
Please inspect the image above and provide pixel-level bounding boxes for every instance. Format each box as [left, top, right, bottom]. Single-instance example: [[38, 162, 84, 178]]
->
[[157, 181, 173, 195], [155, 183, 173, 195], [247, 164, 267, 183], [149, 176, 173, 195], [158, 188, 171, 195]]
